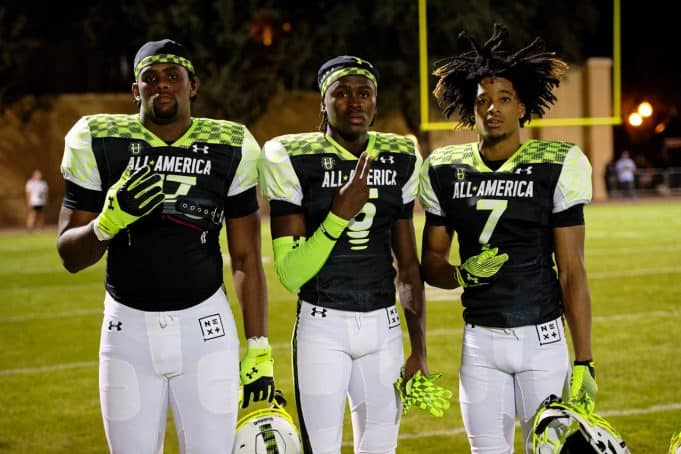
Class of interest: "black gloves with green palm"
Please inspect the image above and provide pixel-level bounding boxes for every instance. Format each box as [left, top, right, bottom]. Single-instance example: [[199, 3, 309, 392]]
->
[[455, 246, 509, 288], [94, 165, 164, 240]]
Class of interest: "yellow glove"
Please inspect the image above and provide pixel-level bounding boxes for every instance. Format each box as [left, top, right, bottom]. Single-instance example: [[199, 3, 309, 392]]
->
[[239, 338, 275, 408]]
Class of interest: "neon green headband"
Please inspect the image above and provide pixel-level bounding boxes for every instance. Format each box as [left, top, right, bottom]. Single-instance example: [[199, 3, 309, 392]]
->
[[319, 67, 378, 96], [134, 54, 195, 78]]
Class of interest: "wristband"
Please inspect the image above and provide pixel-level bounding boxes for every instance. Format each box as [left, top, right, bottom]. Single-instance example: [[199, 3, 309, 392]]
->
[[92, 217, 114, 241], [322, 211, 349, 240]]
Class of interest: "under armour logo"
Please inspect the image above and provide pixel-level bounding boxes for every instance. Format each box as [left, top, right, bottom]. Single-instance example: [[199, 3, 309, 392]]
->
[[515, 166, 533, 175], [200, 231, 207, 244], [466, 273, 479, 285], [379, 155, 395, 164], [246, 366, 259, 380], [191, 144, 209, 154], [108, 321, 122, 331], [107, 196, 114, 209], [311, 307, 327, 318]]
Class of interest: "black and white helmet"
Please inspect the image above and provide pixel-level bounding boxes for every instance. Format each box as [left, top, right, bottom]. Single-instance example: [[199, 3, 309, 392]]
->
[[233, 391, 301, 454], [531, 395, 630, 454]]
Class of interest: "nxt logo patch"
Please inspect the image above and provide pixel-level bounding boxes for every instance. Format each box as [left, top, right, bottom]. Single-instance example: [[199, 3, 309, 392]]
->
[[129, 143, 143, 155], [386, 306, 400, 329], [536, 320, 561, 345], [199, 314, 225, 341], [321, 156, 335, 170], [107, 320, 123, 331], [456, 168, 466, 180]]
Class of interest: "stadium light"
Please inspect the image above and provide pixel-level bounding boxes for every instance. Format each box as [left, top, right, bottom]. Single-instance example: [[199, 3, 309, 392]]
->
[[637, 101, 653, 118], [628, 112, 643, 126]]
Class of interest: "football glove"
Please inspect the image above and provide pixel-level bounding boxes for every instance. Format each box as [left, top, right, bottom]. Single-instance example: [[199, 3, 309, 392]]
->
[[394, 369, 452, 417], [669, 430, 681, 454], [239, 341, 275, 409], [454, 246, 509, 288], [566, 360, 597, 414], [94, 165, 164, 240]]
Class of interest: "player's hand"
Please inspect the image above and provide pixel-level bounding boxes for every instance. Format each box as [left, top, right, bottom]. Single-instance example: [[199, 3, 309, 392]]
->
[[566, 360, 597, 414], [394, 369, 452, 417], [331, 152, 372, 220], [95, 165, 164, 240], [239, 343, 275, 408], [455, 246, 509, 288]]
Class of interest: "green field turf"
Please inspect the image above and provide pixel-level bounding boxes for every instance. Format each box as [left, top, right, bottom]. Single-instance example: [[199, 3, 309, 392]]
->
[[1, 201, 680, 453]]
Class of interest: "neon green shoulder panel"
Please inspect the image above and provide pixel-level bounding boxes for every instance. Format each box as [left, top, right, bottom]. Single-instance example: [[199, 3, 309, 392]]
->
[[428, 143, 477, 167], [509, 139, 573, 166], [372, 132, 416, 156], [86, 114, 157, 142], [274, 132, 332, 157], [181, 117, 245, 147]]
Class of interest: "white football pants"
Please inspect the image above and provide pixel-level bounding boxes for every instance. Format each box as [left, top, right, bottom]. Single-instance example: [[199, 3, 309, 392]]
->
[[99, 288, 240, 453], [293, 301, 404, 454], [459, 316, 570, 454]]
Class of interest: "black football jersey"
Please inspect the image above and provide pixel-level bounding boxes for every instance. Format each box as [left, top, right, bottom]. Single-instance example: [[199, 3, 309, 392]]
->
[[419, 140, 592, 327], [61, 114, 260, 310], [261, 132, 420, 312]]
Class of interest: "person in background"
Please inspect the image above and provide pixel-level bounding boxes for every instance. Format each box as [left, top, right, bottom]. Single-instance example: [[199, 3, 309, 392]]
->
[[420, 24, 596, 453], [25, 168, 48, 231], [615, 150, 637, 198], [56, 38, 274, 453], [260, 55, 451, 454]]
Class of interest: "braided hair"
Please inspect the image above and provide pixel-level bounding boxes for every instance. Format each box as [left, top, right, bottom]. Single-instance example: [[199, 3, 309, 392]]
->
[[433, 24, 568, 128]]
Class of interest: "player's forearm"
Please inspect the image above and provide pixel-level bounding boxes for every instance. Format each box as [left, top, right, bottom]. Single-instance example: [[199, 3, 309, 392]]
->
[[57, 220, 109, 273], [397, 264, 427, 357], [232, 255, 269, 339], [421, 252, 458, 289], [272, 212, 348, 292], [560, 269, 593, 361]]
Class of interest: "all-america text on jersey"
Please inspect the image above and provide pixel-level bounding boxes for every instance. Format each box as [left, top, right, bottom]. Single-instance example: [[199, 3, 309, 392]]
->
[[127, 149, 212, 176]]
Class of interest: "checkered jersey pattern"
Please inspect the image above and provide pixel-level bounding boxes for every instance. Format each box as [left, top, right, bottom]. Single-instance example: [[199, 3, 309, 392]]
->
[[276, 132, 415, 158], [373, 133, 415, 156], [508, 140, 573, 166], [86, 115, 244, 147], [187, 118, 244, 147], [87, 114, 157, 141]]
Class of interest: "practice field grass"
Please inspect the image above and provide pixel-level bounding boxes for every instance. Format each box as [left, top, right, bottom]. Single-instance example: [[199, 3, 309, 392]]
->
[[1, 201, 680, 453]]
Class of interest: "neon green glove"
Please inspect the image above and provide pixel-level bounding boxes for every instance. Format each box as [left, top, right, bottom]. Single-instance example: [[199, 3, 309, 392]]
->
[[455, 246, 509, 288], [669, 430, 681, 454], [239, 340, 275, 409], [566, 360, 597, 414], [394, 370, 452, 417], [94, 165, 164, 240]]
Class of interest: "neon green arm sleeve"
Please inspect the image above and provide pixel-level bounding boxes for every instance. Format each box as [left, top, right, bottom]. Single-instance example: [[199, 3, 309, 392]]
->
[[272, 212, 349, 293]]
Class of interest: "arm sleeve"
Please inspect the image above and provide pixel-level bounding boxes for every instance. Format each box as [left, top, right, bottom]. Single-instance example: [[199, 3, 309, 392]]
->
[[272, 212, 349, 292]]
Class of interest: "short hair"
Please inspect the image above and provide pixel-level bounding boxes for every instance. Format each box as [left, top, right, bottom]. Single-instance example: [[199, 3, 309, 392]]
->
[[432, 24, 568, 127]]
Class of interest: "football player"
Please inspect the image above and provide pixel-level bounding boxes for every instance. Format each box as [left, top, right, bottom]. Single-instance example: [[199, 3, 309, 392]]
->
[[420, 24, 596, 453], [260, 56, 449, 454], [56, 39, 274, 453]]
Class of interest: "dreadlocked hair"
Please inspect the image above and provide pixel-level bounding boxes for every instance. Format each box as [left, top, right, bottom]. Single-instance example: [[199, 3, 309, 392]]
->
[[433, 23, 568, 128]]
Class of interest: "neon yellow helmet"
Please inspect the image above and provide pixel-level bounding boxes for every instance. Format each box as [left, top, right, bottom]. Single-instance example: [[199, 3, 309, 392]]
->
[[531, 395, 630, 454]]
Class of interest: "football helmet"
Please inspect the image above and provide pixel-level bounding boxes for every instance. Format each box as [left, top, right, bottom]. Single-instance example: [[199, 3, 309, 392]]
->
[[531, 394, 630, 454], [233, 390, 302, 454]]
